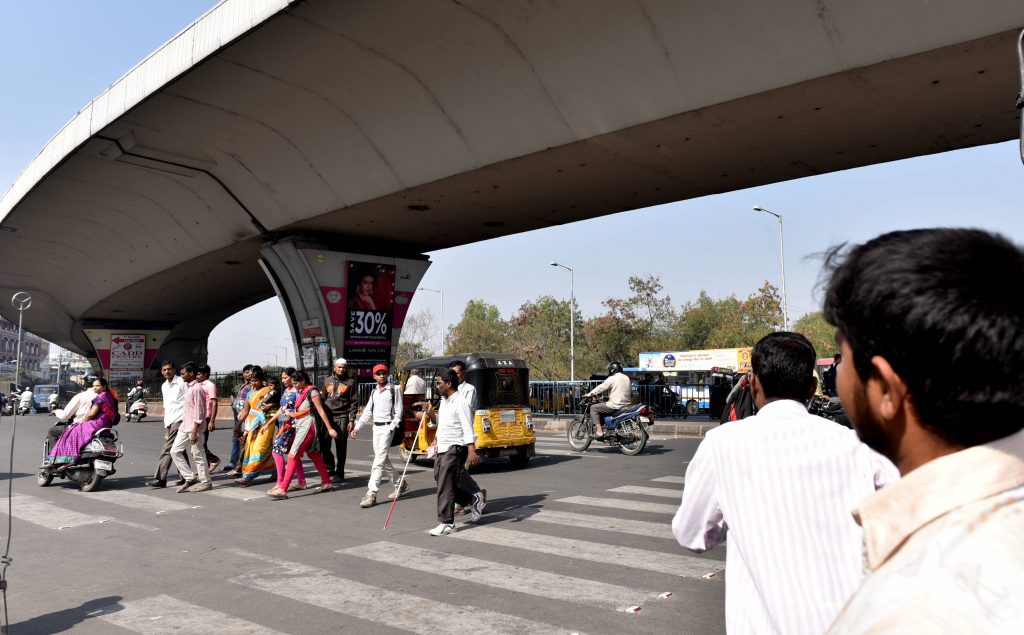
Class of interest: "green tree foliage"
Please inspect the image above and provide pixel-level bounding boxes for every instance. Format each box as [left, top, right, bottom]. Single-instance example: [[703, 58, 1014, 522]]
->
[[445, 299, 509, 354], [793, 311, 838, 359], [506, 295, 578, 381], [445, 279, 788, 378], [395, 309, 437, 371]]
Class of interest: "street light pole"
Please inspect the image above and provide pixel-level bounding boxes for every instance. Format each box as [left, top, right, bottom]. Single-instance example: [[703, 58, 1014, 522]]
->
[[275, 345, 289, 367], [419, 288, 445, 355], [549, 262, 575, 381], [752, 206, 789, 331], [268, 353, 278, 367]]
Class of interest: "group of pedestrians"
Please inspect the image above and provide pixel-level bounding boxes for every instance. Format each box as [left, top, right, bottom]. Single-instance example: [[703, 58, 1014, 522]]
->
[[139, 355, 486, 536], [672, 228, 1024, 633]]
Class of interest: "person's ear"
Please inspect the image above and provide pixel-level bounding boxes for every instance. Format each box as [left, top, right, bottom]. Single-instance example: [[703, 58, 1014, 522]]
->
[[806, 375, 818, 401], [868, 355, 910, 421]]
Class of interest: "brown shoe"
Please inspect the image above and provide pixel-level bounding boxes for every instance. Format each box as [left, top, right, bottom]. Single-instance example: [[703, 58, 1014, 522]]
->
[[190, 482, 212, 492], [176, 479, 198, 493], [359, 492, 376, 508]]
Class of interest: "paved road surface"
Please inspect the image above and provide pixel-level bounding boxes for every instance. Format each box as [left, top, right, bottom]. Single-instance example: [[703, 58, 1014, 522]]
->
[[0, 412, 725, 633]]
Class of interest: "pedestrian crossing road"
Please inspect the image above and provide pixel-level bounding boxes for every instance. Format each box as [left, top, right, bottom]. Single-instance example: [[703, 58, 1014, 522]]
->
[[0, 425, 723, 633]]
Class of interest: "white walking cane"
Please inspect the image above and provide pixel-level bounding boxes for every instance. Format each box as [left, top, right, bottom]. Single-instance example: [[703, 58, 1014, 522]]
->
[[383, 411, 428, 530]]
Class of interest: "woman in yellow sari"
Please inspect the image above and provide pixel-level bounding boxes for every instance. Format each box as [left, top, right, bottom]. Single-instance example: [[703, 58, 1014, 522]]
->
[[235, 366, 277, 485]]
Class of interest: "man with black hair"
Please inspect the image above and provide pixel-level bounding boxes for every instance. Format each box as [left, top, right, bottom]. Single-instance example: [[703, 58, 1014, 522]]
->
[[423, 368, 484, 536], [170, 362, 212, 493], [448, 359, 485, 511], [822, 228, 1024, 633], [148, 360, 188, 488], [672, 332, 896, 634], [225, 364, 253, 474], [821, 353, 841, 397], [197, 364, 221, 472]]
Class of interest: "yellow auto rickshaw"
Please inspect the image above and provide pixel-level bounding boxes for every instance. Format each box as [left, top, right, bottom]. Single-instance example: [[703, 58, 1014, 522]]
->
[[400, 353, 535, 468]]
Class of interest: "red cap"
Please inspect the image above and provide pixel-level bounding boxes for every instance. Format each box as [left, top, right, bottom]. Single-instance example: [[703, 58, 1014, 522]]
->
[[372, 364, 389, 375]]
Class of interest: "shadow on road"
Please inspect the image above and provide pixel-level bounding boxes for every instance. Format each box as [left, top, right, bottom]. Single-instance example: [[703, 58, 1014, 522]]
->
[[8, 595, 123, 633]]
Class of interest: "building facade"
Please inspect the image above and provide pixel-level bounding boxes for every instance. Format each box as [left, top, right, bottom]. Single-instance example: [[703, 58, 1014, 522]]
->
[[0, 317, 50, 373]]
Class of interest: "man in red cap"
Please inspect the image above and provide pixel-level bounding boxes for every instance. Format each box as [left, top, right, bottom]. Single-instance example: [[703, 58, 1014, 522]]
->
[[350, 363, 406, 508]]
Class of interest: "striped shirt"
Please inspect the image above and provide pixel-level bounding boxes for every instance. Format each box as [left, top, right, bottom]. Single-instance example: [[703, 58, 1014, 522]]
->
[[829, 427, 1024, 633], [672, 399, 898, 634]]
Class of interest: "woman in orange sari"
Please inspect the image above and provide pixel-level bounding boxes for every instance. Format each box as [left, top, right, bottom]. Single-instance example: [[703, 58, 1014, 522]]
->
[[235, 366, 277, 485]]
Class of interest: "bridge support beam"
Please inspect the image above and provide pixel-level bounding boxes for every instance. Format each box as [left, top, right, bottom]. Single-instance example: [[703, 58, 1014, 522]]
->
[[259, 236, 430, 382]]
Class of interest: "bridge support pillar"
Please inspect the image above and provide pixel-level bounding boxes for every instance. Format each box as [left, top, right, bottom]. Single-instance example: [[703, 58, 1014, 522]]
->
[[259, 237, 430, 382]]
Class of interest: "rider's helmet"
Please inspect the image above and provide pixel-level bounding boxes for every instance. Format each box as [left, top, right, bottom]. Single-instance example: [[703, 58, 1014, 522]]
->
[[607, 361, 623, 375]]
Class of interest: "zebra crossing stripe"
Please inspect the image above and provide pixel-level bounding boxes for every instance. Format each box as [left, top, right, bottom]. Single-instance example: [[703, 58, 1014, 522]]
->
[[651, 475, 684, 484], [497, 507, 674, 540], [339, 541, 667, 613], [451, 525, 720, 579], [227, 549, 577, 634], [95, 594, 284, 633], [556, 496, 679, 515], [607, 485, 681, 499], [6, 493, 111, 530], [68, 488, 197, 513]]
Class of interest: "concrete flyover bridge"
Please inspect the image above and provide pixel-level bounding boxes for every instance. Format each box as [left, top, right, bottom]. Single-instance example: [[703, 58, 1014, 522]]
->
[[1, 0, 1021, 378]]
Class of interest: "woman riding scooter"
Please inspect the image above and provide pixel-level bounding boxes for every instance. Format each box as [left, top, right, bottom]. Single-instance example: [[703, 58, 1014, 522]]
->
[[45, 377, 117, 465]]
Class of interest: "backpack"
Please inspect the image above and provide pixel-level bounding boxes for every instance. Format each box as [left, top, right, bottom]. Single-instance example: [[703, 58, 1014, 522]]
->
[[388, 385, 405, 447]]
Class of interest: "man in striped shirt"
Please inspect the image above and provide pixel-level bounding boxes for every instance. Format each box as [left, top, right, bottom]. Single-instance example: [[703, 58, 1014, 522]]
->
[[672, 332, 897, 634]]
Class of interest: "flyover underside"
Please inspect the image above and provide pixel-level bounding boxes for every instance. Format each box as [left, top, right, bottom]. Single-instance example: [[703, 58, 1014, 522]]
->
[[0, 0, 1020, 356]]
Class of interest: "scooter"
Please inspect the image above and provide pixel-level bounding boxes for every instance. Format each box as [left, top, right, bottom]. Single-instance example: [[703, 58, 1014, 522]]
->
[[567, 396, 655, 456], [1, 401, 11, 416], [126, 399, 147, 422], [38, 420, 124, 492], [17, 402, 32, 416]]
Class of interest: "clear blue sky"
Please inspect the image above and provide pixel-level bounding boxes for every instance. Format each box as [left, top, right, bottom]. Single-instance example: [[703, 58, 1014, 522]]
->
[[4, 2, 1023, 370]]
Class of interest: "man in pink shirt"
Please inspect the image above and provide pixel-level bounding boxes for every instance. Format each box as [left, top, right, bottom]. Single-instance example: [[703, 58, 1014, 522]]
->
[[171, 362, 212, 493], [197, 364, 221, 473]]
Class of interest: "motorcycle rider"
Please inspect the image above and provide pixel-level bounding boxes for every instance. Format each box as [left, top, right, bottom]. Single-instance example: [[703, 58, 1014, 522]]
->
[[125, 380, 146, 415], [19, 387, 34, 414], [47, 392, 59, 411], [583, 361, 632, 439]]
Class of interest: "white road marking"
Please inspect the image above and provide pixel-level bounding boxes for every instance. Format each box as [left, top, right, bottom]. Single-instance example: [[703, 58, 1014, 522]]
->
[[452, 525, 720, 578], [607, 485, 681, 499], [68, 488, 197, 513], [228, 549, 578, 634], [6, 493, 111, 530], [556, 496, 679, 515], [497, 507, 675, 540], [535, 448, 604, 458], [651, 475, 684, 484], [339, 541, 667, 613], [95, 594, 283, 633]]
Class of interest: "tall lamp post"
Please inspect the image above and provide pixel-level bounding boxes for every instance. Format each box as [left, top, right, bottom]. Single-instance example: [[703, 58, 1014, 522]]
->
[[549, 262, 575, 381], [419, 287, 445, 355], [752, 205, 789, 330], [275, 345, 289, 367]]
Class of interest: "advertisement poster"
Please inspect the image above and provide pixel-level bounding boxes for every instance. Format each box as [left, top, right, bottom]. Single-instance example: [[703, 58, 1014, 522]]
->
[[109, 333, 145, 380], [638, 348, 752, 373], [344, 261, 396, 376]]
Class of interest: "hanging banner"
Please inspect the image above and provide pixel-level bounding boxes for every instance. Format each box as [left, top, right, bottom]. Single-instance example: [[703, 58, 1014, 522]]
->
[[344, 261, 396, 376], [109, 333, 146, 379]]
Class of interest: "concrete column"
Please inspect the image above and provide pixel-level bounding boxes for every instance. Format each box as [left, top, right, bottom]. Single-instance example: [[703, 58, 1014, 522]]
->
[[259, 236, 430, 381]]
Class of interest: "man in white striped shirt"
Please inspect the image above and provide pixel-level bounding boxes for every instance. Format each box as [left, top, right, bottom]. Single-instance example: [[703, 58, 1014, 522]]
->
[[672, 332, 897, 634]]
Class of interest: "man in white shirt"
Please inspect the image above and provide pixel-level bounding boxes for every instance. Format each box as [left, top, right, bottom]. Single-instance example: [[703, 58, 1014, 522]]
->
[[583, 361, 631, 438], [821, 228, 1024, 633], [672, 332, 897, 634], [350, 363, 405, 508], [423, 368, 484, 536], [403, 369, 426, 395], [148, 360, 187, 488], [447, 360, 484, 512], [19, 388, 34, 413], [46, 383, 96, 449]]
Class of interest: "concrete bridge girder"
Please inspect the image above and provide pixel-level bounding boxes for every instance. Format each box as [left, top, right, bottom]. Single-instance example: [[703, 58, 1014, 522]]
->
[[0, 0, 1021, 357]]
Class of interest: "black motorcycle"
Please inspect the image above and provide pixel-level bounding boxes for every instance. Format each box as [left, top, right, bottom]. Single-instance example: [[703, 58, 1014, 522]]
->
[[38, 420, 123, 492], [567, 396, 654, 455], [808, 395, 852, 428]]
